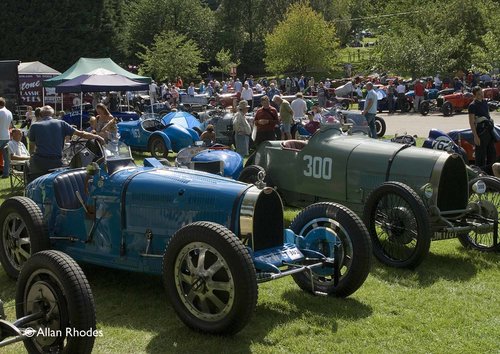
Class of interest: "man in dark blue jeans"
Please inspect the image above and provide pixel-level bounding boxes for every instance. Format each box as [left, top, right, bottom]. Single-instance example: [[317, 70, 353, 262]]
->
[[28, 105, 104, 182], [468, 86, 496, 169]]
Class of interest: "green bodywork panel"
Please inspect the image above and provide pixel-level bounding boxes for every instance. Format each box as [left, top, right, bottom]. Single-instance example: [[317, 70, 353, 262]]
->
[[254, 126, 456, 214]]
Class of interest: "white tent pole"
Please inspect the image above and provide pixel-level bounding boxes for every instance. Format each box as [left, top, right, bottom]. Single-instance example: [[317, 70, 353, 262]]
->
[[80, 92, 83, 129]]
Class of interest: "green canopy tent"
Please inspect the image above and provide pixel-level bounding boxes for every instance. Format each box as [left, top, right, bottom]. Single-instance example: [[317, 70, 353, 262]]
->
[[43, 57, 151, 87], [42, 57, 151, 110]]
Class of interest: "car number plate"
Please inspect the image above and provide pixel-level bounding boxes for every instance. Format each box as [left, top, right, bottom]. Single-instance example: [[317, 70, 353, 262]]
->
[[284, 248, 302, 260]]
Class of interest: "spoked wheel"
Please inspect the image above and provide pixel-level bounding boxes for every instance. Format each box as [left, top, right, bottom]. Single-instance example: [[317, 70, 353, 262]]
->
[[238, 165, 265, 185], [289, 203, 372, 297], [363, 182, 431, 268], [149, 136, 168, 158], [442, 101, 453, 116], [375, 116, 386, 137], [458, 176, 500, 251], [0, 197, 49, 279], [420, 101, 430, 116], [163, 222, 257, 334], [16, 250, 96, 354]]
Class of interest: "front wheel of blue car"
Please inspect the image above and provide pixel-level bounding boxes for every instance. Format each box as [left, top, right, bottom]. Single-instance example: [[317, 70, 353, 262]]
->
[[364, 182, 431, 269], [163, 222, 258, 335], [290, 202, 372, 298], [0, 197, 50, 279]]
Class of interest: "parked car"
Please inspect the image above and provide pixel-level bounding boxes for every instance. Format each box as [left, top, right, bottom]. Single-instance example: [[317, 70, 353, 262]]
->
[[63, 103, 140, 128], [358, 89, 412, 113], [118, 114, 200, 158], [0, 140, 372, 334], [446, 125, 500, 163], [0, 250, 96, 353], [243, 125, 499, 268], [175, 145, 244, 179]]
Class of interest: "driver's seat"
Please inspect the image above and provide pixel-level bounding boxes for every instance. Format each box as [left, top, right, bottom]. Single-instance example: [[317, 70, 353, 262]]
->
[[53, 169, 88, 210]]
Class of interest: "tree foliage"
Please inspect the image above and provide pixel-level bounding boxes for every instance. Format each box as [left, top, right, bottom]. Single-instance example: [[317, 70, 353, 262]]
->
[[1, 0, 499, 78], [210, 49, 239, 80], [123, 0, 215, 62], [137, 30, 204, 81], [264, 2, 340, 74]]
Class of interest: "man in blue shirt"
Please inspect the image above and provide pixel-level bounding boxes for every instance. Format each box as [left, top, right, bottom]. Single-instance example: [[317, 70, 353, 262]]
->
[[28, 105, 104, 181], [362, 82, 378, 138]]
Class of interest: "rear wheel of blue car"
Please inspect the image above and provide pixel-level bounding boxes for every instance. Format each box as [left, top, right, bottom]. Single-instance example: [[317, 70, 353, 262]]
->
[[0, 197, 50, 279], [364, 182, 431, 269], [163, 222, 258, 334], [149, 136, 168, 158], [16, 250, 96, 354], [289, 203, 372, 298], [458, 176, 500, 251]]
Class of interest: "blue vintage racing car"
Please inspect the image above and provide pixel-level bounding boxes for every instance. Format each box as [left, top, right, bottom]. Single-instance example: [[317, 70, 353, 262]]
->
[[118, 114, 200, 158], [0, 139, 372, 335]]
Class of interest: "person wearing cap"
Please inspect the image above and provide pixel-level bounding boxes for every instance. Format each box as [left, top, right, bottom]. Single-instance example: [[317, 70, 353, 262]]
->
[[233, 100, 252, 156], [272, 95, 293, 140], [254, 96, 279, 146], [413, 79, 425, 113], [200, 124, 216, 145]]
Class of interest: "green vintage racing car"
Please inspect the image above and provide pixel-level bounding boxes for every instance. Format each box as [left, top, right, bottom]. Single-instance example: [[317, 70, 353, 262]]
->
[[242, 125, 499, 269]]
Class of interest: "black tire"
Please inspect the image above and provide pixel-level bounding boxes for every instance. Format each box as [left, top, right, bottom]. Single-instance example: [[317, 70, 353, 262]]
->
[[375, 116, 386, 137], [442, 101, 453, 116], [149, 136, 168, 158], [420, 101, 430, 116], [163, 222, 258, 335], [16, 250, 96, 354], [238, 165, 265, 184], [0, 197, 49, 279], [341, 101, 350, 110], [193, 126, 203, 136], [289, 203, 372, 297], [458, 176, 500, 251], [363, 182, 431, 269], [244, 152, 256, 167], [401, 100, 410, 113]]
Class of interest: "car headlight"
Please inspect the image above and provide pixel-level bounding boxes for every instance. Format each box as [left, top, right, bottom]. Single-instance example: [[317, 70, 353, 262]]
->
[[472, 179, 487, 194], [421, 183, 434, 199]]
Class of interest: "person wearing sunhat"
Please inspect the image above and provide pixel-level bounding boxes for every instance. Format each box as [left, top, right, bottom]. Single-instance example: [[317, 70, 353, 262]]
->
[[200, 124, 216, 145], [233, 100, 252, 156]]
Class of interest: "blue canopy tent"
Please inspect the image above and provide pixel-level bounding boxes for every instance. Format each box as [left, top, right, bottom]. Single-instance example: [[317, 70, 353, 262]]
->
[[55, 69, 149, 128]]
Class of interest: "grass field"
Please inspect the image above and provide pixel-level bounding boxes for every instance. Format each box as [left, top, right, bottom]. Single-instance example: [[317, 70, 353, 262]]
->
[[0, 150, 499, 353]]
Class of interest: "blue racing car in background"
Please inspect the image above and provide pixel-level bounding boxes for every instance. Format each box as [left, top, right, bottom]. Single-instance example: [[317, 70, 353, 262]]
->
[[118, 114, 200, 158]]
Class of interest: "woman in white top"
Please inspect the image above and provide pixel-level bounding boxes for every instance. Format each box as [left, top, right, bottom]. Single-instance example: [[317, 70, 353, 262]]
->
[[232, 100, 252, 157]]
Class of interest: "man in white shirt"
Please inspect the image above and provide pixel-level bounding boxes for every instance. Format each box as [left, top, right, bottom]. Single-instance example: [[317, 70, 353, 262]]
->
[[290, 92, 307, 119], [362, 82, 378, 138], [396, 81, 406, 112], [240, 83, 254, 109], [8, 129, 30, 160], [0, 97, 14, 178]]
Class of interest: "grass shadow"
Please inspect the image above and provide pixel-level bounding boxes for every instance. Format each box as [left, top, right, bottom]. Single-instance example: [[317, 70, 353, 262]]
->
[[370, 250, 481, 288], [83, 265, 371, 354]]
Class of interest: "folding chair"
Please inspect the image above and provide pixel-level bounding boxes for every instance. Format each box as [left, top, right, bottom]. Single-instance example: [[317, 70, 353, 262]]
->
[[9, 160, 27, 192]]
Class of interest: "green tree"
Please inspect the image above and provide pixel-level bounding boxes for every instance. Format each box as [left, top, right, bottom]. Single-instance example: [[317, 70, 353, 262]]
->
[[264, 2, 340, 74], [210, 49, 240, 80], [123, 0, 215, 63], [137, 30, 204, 81]]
